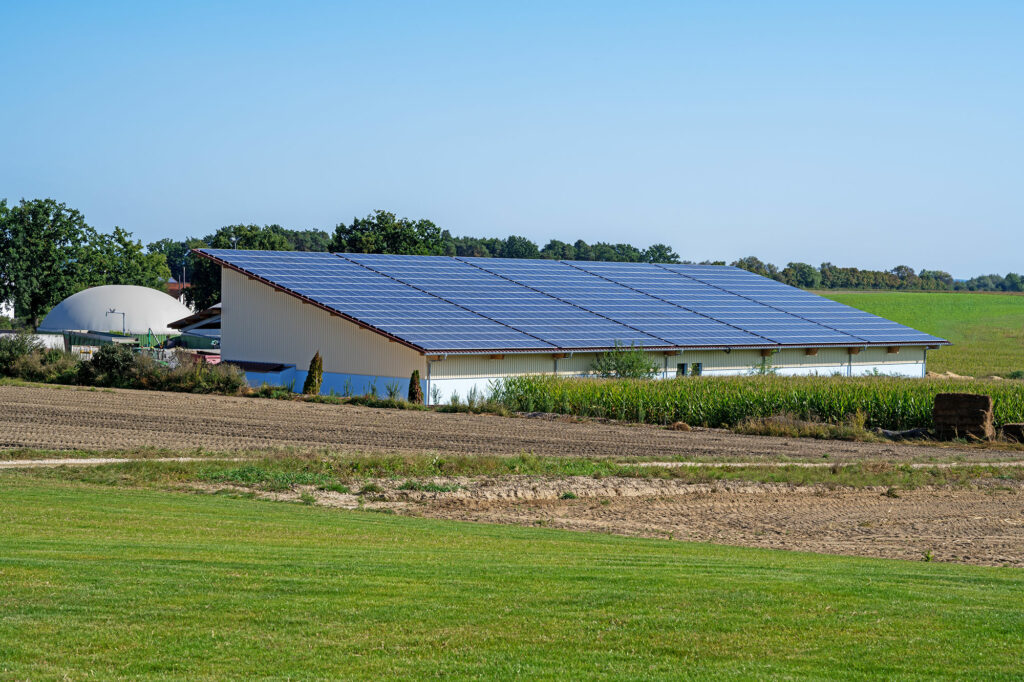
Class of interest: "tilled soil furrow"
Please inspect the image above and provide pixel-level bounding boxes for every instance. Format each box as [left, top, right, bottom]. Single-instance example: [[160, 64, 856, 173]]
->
[[3, 384, 1023, 462]]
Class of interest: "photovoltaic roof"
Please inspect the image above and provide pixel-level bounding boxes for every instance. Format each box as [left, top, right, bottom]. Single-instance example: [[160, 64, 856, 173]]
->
[[195, 249, 949, 353]]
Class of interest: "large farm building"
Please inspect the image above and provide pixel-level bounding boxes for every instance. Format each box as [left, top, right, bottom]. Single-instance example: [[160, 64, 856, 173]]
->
[[195, 250, 948, 403]]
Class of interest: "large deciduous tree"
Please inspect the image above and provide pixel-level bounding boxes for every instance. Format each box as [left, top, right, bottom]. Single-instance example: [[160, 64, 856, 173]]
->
[[0, 198, 94, 328], [643, 243, 681, 264], [779, 262, 822, 289], [0, 199, 170, 328], [497, 235, 540, 259], [330, 210, 449, 256], [87, 227, 170, 290]]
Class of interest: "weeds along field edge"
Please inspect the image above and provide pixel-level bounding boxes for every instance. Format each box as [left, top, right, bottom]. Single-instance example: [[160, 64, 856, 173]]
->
[[490, 375, 1024, 430]]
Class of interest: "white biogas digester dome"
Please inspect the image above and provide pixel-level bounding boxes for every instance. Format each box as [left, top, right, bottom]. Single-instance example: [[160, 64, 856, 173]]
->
[[38, 285, 193, 334]]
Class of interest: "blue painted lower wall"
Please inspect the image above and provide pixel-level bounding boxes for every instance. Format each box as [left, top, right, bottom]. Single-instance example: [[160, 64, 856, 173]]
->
[[245, 366, 425, 399]]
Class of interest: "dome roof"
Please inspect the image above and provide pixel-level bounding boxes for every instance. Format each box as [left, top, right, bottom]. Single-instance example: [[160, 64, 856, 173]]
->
[[39, 285, 193, 335]]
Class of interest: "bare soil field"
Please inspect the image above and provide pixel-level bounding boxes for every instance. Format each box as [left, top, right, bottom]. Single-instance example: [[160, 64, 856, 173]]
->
[[218, 476, 1024, 567], [2, 384, 1019, 462], [4, 383, 1024, 566]]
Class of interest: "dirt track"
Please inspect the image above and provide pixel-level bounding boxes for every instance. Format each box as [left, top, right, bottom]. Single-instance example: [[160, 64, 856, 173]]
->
[[1, 384, 1018, 462]]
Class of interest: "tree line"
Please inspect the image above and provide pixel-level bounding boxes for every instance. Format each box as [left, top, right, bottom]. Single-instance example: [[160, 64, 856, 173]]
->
[[2, 198, 1021, 326], [0, 199, 169, 328]]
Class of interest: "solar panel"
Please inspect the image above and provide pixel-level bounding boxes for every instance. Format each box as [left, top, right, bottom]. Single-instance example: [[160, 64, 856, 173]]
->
[[196, 249, 947, 352], [662, 265, 946, 344], [569, 262, 867, 345], [342, 253, 668, 349], [461, 257, 771, 347], [198, 249, 554, 351]]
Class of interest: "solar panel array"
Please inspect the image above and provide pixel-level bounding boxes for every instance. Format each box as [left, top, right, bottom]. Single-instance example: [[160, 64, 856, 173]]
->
[[198, 249, 947, 353], [200, 250, 553, 350], [660, 264, 942, 344], [569, 261, 865, 346], [461, 258, 769, 347], [342, 254, 664, 349]]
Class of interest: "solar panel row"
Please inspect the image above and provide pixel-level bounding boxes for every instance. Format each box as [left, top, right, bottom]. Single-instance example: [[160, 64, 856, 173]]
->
[[198, 249, 947, 352]]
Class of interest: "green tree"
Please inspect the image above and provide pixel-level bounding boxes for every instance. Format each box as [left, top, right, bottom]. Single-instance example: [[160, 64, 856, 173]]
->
[[643, 243, 681, 264], [497, 235, 540, 259], [302, 351, 323, 395], [540, 239, 576, 260], [86, 227, 170, 290], [0, 198, 95, 329], [0, 330, 41, 375], [918, 269, 954, 290], [779, 262, 822, 289], [148, 238, 195, 284], [408, 369, 423, 404], [731, 256, 779, 279], [450, 237, 493, 257], [186, 225, 291, 309], [329, 210, 448, 255], [572, 239, 594, 261], [270, 226, 331, 252], [591, 341, 659, 379]]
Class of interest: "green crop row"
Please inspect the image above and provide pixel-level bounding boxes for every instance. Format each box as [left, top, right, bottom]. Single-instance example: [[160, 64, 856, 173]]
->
[[490, 375, 1024, 430]]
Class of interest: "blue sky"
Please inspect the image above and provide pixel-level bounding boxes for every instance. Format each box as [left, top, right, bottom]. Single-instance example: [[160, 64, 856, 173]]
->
[[1, 1, 1021, 276]]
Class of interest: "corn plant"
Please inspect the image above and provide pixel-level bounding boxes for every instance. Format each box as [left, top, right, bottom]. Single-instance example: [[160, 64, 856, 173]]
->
[[490, 375, 1024, 430]]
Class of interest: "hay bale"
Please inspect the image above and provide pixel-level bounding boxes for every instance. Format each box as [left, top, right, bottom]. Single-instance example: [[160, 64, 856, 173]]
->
[[1003, 423, 1024, 443], [932, 393, 994, 440]]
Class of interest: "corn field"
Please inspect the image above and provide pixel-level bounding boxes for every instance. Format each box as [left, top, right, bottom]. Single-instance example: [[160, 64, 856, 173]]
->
[[490, 375, 1024, 430]]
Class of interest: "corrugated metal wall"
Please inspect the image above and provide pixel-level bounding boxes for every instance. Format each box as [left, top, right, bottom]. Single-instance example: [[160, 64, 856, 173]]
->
[[221, 269, 424, 376]]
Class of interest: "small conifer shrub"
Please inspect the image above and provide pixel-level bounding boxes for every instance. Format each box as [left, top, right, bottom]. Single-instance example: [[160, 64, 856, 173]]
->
[[408, 369, 423, 404], [302, 351, 323, 395]]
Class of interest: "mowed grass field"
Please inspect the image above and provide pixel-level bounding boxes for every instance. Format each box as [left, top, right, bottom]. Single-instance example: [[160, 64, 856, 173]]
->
[[821, 291, 1024, 377], [2, 478, 1022, 679]]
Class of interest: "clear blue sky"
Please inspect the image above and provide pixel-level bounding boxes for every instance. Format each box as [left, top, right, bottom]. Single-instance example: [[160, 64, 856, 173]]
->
[[2, 1, 1021, 276]]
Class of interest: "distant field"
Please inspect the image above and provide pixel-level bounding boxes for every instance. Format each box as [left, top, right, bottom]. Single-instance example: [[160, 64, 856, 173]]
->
[[1, 478, 1022, 679], [821, 291, 1024, 377]]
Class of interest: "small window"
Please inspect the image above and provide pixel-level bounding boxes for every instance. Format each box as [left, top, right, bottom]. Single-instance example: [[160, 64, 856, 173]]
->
[[690, 363, 703, 376], [675, 363, 688, 377]]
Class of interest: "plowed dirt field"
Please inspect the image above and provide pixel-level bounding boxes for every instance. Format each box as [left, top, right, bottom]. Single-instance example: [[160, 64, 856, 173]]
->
[[0, 384, 1015, 462]]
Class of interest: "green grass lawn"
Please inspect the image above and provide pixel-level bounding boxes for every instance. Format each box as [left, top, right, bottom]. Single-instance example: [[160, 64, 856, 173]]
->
[[821, 291, 1024, 377], [1, 478, 1021, 679]]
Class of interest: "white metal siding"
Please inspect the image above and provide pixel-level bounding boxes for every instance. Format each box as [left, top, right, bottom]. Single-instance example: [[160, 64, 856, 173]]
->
[[427, 346, 927, 380]]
